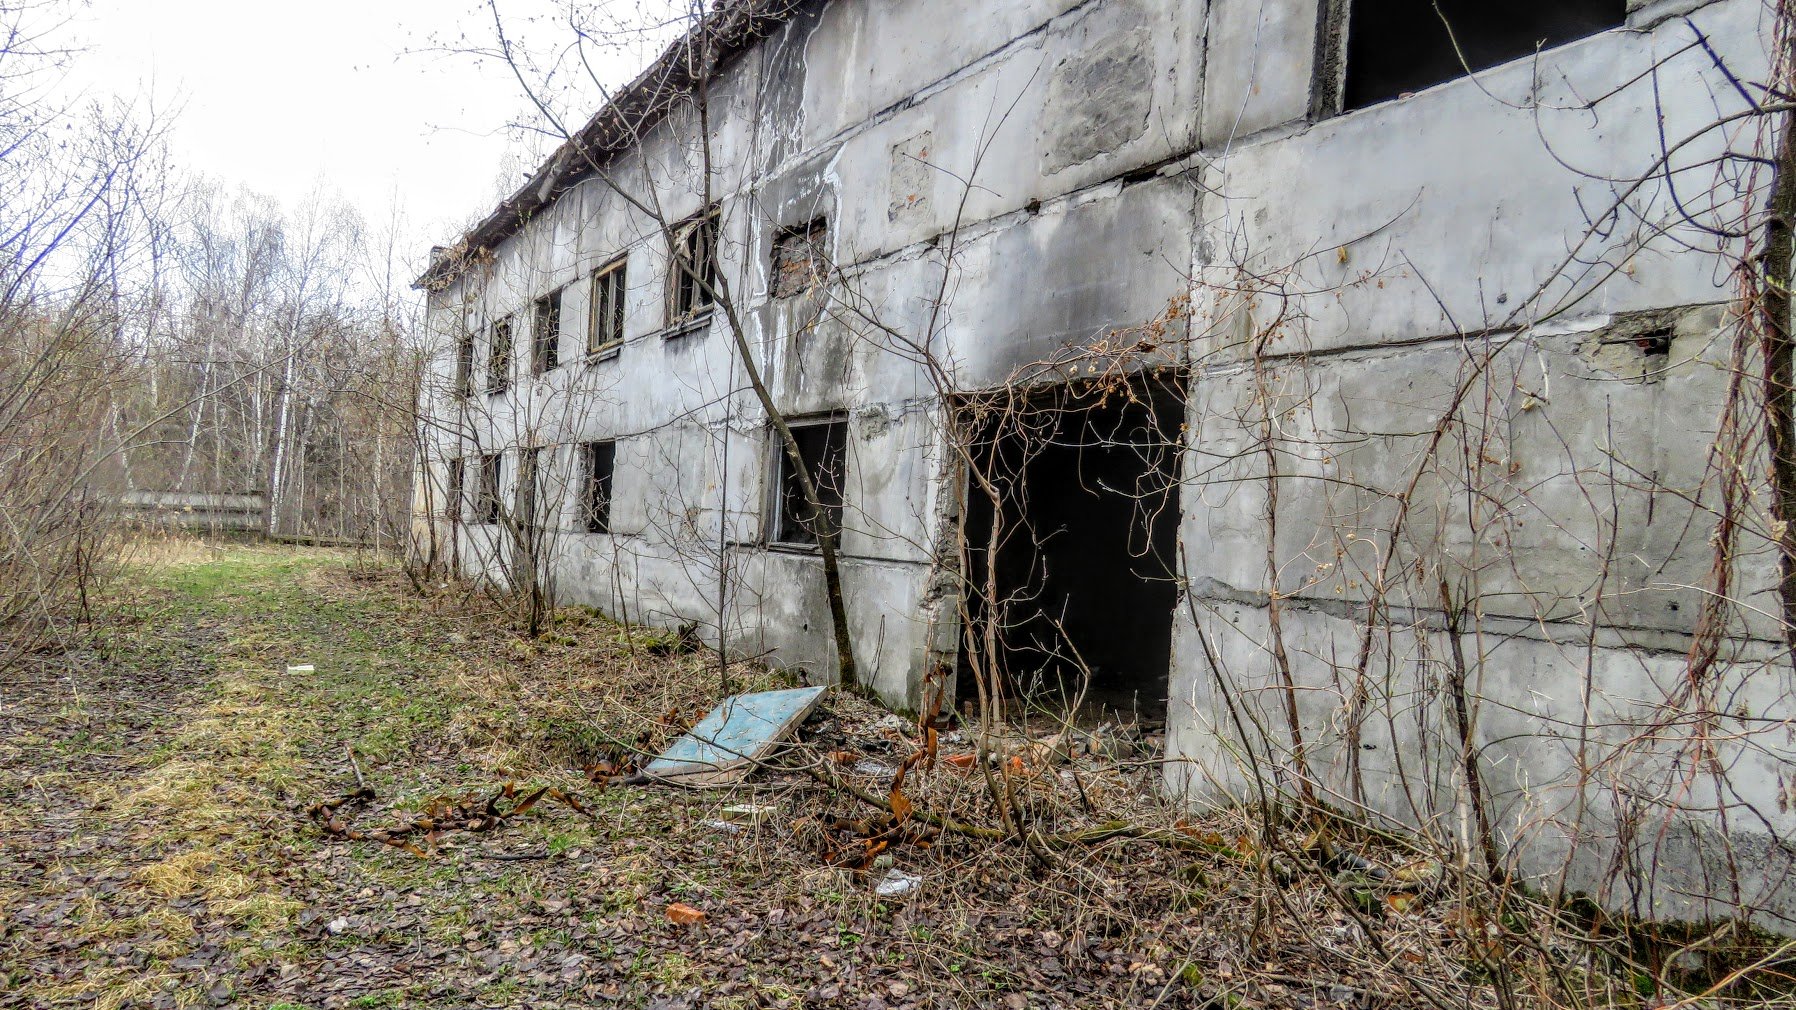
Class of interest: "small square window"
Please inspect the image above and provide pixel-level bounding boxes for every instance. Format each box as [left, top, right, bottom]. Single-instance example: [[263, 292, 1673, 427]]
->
[[589, 258, 627, 356], [476, 453, 502, 524], [669, 209, 719, 325], [486, 318, 513, 395], [772, 419, 847, 547], [533, 290, 563, 375], [584, 441, 616, 533]]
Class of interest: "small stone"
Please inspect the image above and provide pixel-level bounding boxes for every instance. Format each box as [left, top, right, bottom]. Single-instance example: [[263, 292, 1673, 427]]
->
[[326, 917, 349, 934]]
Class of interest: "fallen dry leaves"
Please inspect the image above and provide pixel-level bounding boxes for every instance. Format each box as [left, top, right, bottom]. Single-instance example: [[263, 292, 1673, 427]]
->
[[664, 901, 706, 925], [1, 542, 1710, 1010]]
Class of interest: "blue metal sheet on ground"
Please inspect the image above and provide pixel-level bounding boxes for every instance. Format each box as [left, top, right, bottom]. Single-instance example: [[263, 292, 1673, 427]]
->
[[644, 685, 827, 782]]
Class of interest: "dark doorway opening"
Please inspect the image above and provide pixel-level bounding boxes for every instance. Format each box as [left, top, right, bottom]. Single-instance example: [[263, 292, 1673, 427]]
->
[[956, 371, 1185, 722]]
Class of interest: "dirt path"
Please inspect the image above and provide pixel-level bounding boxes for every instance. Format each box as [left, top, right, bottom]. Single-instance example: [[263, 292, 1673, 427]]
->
[[0, 544, 1247, 1010]]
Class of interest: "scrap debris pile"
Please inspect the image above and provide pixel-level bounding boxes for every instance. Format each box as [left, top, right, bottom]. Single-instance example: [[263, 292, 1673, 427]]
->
[[307, 746, 596, 857], [305, 682, 1175, 876]]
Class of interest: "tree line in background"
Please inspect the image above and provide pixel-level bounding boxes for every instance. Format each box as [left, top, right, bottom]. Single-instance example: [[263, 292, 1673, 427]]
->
[[120, 181, 419, 544], [0, 0, 422, 672]]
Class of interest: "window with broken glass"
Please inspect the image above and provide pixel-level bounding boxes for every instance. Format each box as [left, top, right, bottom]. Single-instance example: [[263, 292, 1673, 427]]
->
[[446, 458, 465, 521], [486, 317, 513, 395], [453, 331, 474, 398], [589, 257, 627, 356], [476, 453, 502, 524], [668, 209, 718, 326], [532, 290, 562, 375], [583, 441, 616, 533], [772, 418, 847, 547], [516, 446, 546, 537]]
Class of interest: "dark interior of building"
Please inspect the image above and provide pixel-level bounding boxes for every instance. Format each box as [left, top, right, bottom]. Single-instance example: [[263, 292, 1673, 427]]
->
[[956, 372, 1185, 723], [1342, 0, 1626, 110]]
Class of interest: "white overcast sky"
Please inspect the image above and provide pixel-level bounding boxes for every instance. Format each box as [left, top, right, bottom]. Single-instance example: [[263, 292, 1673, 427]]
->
[[57, 0, 648, 275]]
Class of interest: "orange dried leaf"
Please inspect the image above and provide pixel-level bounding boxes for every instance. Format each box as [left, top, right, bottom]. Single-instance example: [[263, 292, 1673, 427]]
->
[[829, 750, 857, 765], [890, 787, 914, 824], [1386, 892, 1422, 914], [944, 753, 976, 770], [666, 902, 706, 925]]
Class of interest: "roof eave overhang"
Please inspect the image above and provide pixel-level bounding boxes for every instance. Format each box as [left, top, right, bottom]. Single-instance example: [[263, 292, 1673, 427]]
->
[[413, 0, 803, 292]]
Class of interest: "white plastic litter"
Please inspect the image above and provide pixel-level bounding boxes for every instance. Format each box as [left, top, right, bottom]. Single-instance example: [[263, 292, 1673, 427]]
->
[[720, 803, 777, 824], [874, 869, 922, 897], [286, 664, 315, 675]]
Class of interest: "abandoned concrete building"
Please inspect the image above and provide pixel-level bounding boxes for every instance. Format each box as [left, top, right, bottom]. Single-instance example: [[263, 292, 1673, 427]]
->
[[415, 0, 1794, 926]]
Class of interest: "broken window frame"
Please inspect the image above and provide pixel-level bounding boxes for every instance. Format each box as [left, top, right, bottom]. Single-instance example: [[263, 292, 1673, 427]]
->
[[476, 452, 502, 524], [667, 208, 720, 328], [1310, 0, 1628, 118], [583, 440, 617, 534], [769, 415, 848, 549], [532, 289, 563, 375], [589, 256, 628, 357], [770, 217, 830, 299], [486, 317, 513, 395]]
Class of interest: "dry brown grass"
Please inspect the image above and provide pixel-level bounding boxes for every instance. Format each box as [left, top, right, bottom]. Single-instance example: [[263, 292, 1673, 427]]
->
[[307, 568, 1631, 1008], [12, 541, 1778, 1009]]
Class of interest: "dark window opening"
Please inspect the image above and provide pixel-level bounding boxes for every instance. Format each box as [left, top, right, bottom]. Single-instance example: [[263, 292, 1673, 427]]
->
[[486, 318, 513, 394], [771, 218, 829, 298], [476, 452, 502, 524], [512, 447, 549, 583], [446, 458, 465, 521], [1598, 322, 1675, 381], [533, 290, 563, 374], [584, 441, 616, 533], [454, 332, 474, 398], [669, 209, 719, 325], [773, 418, 847, 547], [1339, 0, 1625, 112], [956, 372, 1186, 723], [1634, 327, 1674, 360], [517, 447, 545, 538], [590, 258, 627, 355]]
